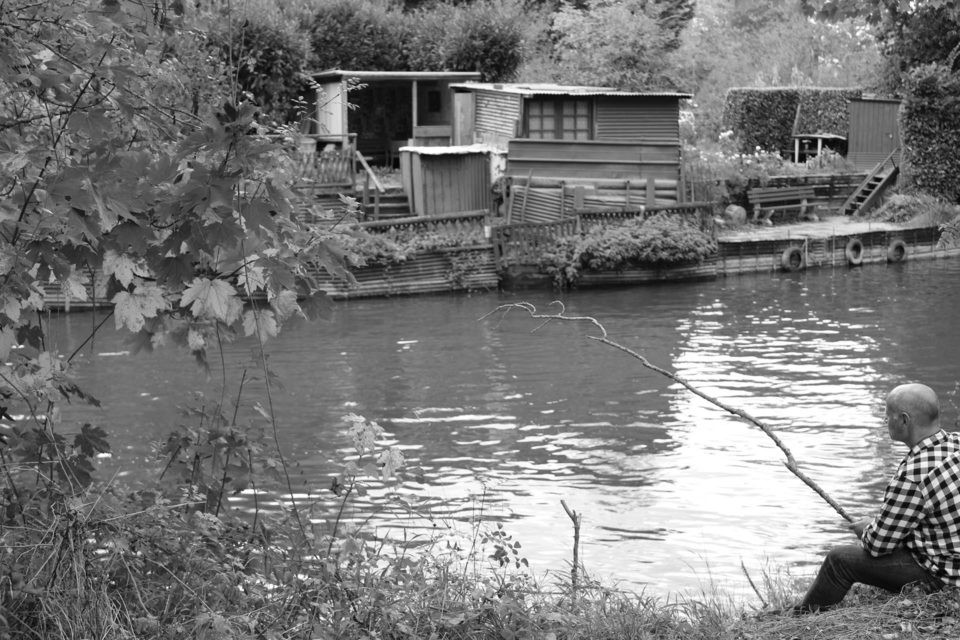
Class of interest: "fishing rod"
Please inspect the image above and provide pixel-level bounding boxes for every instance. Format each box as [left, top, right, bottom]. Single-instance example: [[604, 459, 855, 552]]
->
[[482, 300, 854, 523]]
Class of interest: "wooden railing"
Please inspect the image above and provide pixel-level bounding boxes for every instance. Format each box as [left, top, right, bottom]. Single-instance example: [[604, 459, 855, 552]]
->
[[293, 147, 355, 189], [579, 202, 715, 232], [492, 219, 581, 267], [360, 210, 487, 236], [493, 203, 715, 268]]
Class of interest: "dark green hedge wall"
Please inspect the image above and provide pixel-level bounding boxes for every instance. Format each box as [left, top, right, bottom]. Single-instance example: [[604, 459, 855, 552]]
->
[[900, 63, 960, 202], [721, 87, 862, 155]]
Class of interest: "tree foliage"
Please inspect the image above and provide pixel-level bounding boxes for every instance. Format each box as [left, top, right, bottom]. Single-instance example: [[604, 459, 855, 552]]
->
[[900, 62, 960, 203], [548, 0, 682, 89], [308, 0, 410, 71], [0, 0, 343, 518], [210, 17, 312, 123]]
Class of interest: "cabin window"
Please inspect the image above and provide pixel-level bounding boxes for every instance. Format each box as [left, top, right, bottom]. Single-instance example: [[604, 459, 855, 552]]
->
[[525, 98, 591, 140]]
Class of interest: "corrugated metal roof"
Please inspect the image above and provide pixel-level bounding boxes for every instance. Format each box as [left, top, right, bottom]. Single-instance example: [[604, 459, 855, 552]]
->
[[450, 82, 691, 99], [398, 143, 497, 156], [312, 69, 482, 82]]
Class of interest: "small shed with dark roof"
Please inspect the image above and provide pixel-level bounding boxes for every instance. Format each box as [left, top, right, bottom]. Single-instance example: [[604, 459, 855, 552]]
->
[[309, 69, 481, 165]]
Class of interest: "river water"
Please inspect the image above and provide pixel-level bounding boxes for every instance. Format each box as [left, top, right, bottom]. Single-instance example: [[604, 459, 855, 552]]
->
[[46, 257, 960, 599]]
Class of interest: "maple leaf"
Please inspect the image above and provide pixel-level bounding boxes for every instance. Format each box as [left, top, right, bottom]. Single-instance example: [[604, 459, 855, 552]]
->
[[270, 289, 302, 321], [1, 294, 22, 322], [180, 277, 241, 324], [237, 262, 266, 295], [60, 270, 89, 302], [242, 309, 278, 343], [0, 326, 16, 360], [74, 423, 110, 457], [112, 284, 168, 332], [187, 328, 206, 351], [103, 249, 138, 288]]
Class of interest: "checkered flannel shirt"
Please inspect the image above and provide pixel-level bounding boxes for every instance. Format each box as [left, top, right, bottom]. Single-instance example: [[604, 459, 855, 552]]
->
[[861, 429, 960, 585]]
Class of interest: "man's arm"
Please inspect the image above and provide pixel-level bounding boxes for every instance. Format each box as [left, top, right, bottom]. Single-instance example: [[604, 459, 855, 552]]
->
[[859, 474, 925, 556]]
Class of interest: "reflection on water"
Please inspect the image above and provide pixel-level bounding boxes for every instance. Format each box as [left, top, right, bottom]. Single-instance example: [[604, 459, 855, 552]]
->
[[45, 258, 960, 597]]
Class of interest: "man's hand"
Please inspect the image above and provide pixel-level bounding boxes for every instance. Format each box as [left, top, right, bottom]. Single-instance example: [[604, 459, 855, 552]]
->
[[847, 516, 872, 539]]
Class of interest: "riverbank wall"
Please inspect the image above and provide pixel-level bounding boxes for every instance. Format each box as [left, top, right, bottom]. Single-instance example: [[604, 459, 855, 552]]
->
[[37, 216, 960, 309]]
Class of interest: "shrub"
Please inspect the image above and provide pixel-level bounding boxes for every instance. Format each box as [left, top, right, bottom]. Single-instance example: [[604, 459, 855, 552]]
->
[[308, 0, 409, 71], [405, 0, 526, 81], [722, 87, 862, 155], [900, 62, 960, 203], [868, 192, 960, 225], [539, 214, 717, 287], [214, 19, 311, 123], [443, 0, 525, 82]]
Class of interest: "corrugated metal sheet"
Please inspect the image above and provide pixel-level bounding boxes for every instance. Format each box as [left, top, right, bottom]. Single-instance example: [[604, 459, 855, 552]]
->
[[848, 100, 900, 171], [311, 247, 498, 299], [475, 90, 522, 140], [450, 82, 691, 99], [594, 97, 680, 142], [508, 185, 679, 224]]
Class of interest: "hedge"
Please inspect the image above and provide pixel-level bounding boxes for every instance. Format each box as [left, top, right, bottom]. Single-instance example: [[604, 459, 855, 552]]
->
[[721, 87, 862, 155], [900, 63, 960, 203]]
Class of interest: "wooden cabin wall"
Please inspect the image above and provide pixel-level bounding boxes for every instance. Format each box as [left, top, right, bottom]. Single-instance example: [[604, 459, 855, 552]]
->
[[505, 140, 680, 182], [473, 90, 522, 148], [405, 152, 492, 216], [594, 96, 680, 143]]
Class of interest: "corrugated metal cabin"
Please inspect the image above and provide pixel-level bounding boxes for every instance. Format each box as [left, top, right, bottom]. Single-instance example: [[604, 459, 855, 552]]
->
[[310, 70, 482, 165], [847, 97, 901, 171], [449, 82, 692, 184]]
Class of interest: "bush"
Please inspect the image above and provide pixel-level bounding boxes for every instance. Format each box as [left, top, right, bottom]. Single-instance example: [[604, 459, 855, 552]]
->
[[308, 0, 409, 71], [539, 214, 717, 287], [213, 19, 311, 123], [722, 87, 862, 155], [868, 192, 960, 225], [443, 0, 525, 82], [900, 63, 960, 203], [405, 0, 526, 81]]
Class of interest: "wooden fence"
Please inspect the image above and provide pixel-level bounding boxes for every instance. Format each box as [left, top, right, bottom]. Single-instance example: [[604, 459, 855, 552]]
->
[[506, 175, 682, 224]]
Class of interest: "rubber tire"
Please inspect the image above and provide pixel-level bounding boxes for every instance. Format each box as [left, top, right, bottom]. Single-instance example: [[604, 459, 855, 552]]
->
[[887, 239, 907, 263], [780, 246, 805, 272], [844, 238, 864, 267]]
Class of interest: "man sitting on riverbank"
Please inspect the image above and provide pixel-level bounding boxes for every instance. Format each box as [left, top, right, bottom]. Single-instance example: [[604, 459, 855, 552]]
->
[[797, 383, 960, 612]]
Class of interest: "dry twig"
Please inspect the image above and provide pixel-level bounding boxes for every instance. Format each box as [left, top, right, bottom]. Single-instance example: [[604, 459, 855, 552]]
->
[[481, 301, 853, 522]]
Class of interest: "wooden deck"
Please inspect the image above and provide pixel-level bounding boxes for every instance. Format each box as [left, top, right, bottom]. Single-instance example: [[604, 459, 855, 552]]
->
[[717, 216, 912, 243]]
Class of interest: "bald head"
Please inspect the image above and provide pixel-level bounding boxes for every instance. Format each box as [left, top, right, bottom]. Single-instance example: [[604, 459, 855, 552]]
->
[[888, 383, 940, 427], [885, 383, 940, 446]]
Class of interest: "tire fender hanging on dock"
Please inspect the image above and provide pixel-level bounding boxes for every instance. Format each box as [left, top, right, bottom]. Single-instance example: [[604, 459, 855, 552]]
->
[[887, 239, 907, 263], [780, 246, 806, 272], [844, 238, 864, 267]]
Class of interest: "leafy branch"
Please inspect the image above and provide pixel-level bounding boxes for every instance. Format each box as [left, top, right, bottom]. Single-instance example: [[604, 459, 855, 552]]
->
[[481, 301, 853, 523]]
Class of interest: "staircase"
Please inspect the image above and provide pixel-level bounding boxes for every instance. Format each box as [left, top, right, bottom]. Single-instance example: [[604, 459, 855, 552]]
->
[[364, 187, 410, 219], [838, 148, 899, 217]]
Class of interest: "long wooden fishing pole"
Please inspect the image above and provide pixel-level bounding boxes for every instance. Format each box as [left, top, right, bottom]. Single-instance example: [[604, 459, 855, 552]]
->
[[482, 301, 854, 523]]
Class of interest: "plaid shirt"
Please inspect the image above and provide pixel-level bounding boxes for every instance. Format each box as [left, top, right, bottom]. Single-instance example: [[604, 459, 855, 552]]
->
[[861, 429, 960, 585]]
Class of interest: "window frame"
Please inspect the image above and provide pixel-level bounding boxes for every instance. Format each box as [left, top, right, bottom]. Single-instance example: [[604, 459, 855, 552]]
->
[[523, 97, 593, 140]]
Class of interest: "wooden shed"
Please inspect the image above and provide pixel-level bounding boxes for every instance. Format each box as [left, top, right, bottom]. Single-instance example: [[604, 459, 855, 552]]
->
[[399, 145, 493, 216], [310, 70, 481, 165], [448, 82, 691, 185], [847, 97, 901, 171]]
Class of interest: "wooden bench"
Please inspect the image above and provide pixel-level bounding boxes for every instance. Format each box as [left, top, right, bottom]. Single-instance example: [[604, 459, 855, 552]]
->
[[747, 186, 818, 224]]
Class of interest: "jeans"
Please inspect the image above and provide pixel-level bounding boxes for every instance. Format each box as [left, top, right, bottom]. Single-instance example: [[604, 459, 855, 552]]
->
[[799, 544, 943, 611]]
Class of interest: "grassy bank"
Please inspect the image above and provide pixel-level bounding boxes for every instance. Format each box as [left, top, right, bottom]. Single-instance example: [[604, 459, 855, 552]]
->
[[4, 413, 959, 639]]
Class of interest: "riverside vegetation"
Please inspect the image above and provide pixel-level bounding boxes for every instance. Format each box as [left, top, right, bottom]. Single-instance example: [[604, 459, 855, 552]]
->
[[4, 1, 960, 638]]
